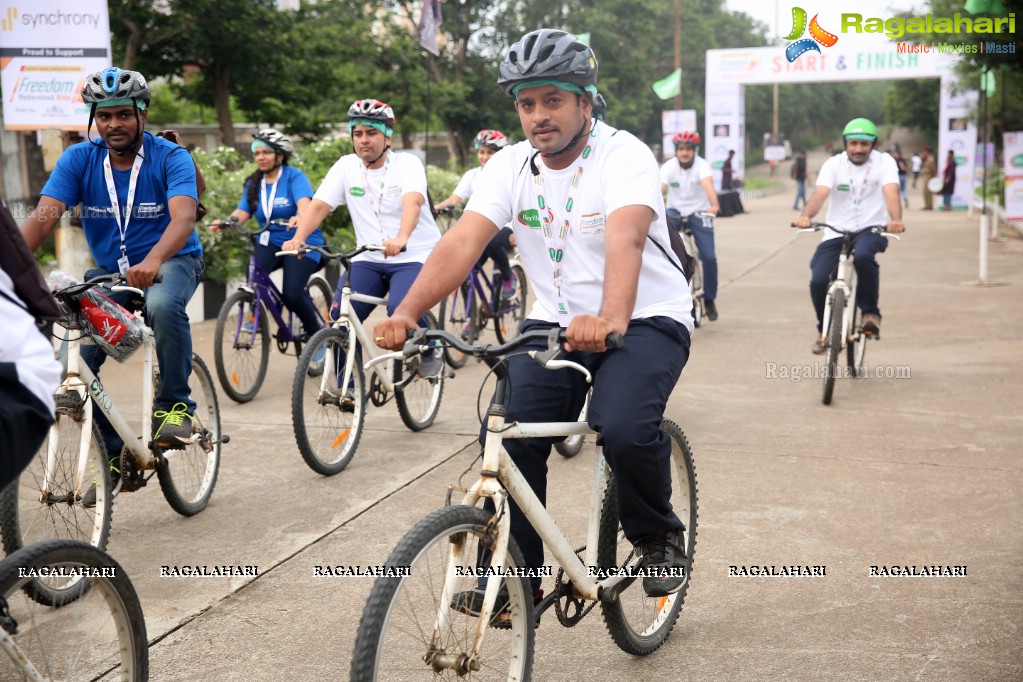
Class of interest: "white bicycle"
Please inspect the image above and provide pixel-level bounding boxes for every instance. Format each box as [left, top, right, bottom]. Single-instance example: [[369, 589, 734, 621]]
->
[[668, 209, 712, 328], [350, 328, 698, 680]]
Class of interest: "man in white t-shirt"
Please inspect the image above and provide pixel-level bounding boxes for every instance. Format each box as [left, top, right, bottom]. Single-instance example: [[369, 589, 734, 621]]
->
[[794, 117, 905, 354], [435, 129, 518, 300], [375, 29, 693, 601], [910, 152, 922, 188], [660, 130, 720, 320], [284, 98, 443, 378]]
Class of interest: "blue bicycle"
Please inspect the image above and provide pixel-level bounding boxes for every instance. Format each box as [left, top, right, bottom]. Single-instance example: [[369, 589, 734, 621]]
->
[[212, 217, 332, 403]]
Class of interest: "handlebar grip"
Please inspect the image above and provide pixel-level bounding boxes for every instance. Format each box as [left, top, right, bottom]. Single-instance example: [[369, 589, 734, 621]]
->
[[605, 332, 624, 349], [152, 274, 163, 284]]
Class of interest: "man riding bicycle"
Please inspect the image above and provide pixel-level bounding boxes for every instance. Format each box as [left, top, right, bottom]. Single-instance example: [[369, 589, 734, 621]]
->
[[21, 67, 203, 488], [794, 117, 905, 354], [282, 98, 443, 379], [375, 29, 694, 602], [661, 131, 721, 320], [435, 129, 519, 302]]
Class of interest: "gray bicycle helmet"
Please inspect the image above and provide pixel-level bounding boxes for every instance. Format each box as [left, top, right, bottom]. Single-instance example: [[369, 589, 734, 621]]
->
[[497, 30, 597, 97], [347, 99, 396, 129], [592, 92, 607, 120], [253, 128, 294, 160], [81, 67, 151, 108]]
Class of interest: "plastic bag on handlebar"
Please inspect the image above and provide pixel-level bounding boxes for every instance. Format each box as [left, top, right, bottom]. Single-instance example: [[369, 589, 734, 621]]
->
[[46, 271, 150, 362]]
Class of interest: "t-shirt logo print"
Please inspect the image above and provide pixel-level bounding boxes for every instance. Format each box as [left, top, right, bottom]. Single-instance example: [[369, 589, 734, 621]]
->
[[784, 7, 838, 62]]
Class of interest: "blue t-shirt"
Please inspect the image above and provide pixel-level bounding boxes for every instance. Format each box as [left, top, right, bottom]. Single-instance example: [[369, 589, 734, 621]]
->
[[41, 131, 202, 273], [237, 165, 323, 256]]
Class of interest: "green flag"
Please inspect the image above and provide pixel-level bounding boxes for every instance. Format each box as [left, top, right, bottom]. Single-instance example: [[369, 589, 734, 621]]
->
[[652, 69, 682, 100], [577, 32, 591, 46], [980, 68, 996, 97], [964, 0, 1003, 14]]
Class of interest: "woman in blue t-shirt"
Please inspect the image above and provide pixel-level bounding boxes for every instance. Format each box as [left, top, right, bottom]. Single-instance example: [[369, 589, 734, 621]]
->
[[213, 129, 324, 339]]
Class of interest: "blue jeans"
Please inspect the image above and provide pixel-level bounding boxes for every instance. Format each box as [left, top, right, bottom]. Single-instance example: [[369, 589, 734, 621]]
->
[[688, 215, 718, 302], [809, 234, 888, 332], [479, 317, 690, 591], [793, 181, 806, 209], [84, 254, 203, 456]]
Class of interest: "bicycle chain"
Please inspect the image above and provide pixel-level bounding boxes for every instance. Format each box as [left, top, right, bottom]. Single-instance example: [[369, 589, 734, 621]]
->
[[553, 546, 596, 627]]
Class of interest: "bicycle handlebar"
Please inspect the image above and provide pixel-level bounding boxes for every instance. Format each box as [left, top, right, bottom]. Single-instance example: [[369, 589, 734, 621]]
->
[[210, 215, 294, 238], [52, 272, 163, 301], [403, 327, 624, 363]]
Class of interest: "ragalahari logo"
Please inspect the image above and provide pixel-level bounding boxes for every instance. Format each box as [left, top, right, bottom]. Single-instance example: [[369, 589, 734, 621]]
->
[[784, 8, 838, 62]]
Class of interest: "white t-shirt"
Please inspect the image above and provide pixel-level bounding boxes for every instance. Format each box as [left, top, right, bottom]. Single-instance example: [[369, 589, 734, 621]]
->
[[466, 121, 693, 331], [313, 150, 440, 264], [816, 150, 899, 241], [660, 156, 713, 216], [452, 166, 481, 201], [0, 268, 61, 415], [911, 154, 922, 173]]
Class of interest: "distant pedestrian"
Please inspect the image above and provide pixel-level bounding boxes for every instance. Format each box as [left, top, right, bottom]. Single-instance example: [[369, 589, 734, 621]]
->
[[941, 150, 956, 211], [891, 150, 909, 208], [791, 150, 807, 210], [921, 149, 936, 210], [721, 149, 735, 191], [910, 152, 922, 188]]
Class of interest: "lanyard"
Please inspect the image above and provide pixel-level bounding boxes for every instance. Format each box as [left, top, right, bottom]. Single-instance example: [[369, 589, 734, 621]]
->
[[362, 152, 392, 240], [534, 120, 599, 319], [259, 172, 280, 227], [845, 154, 873, 206], [102, 150, 144, 262]]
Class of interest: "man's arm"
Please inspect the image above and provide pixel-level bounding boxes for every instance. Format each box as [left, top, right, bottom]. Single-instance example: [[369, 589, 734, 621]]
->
[[128, 195, 197, 288], [374, 211, 498, 349], [565, 204, 652, 353], [282, 199, 333, 251], [700, 176, 720, 215], [882, 183, 905, 234], [793, 186, 831, 228], [383, 191, 425, 257], [21, 196, 67, 251]]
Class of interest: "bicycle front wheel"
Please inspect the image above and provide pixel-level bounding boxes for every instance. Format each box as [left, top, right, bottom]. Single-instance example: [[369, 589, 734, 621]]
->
[[350, 505, 534, 681], [156, 354, 222, 516], [494, 264, 528, 344], [847, 304, 868, 377], [0, 539, 148, 681], [822, 288, 844, 405], [597, 418, 698, 655], [438, 280, 477, 369], [395, 311, 445, 432], [214, 290, 270, 403], [292, 326, 366, 475]]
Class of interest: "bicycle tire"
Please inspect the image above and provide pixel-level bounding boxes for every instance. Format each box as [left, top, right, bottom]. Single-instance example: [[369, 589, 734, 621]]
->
[[0, 392, 112, 563], [350, 505, 534, 681], [494, 264, 528, 344], [306, 275, 333, 326], [598, 418, 697, 656], [0, 539, 148, 680], [395, 311, 445, 432], [822, 288, 844, 405], [439, 280, 477, 369], [690, 262, 704, 328], [156, 354, 222, 516], [214, 290, 270, 403], [292, 326, 366, 476], [847, 304, 868, 377]]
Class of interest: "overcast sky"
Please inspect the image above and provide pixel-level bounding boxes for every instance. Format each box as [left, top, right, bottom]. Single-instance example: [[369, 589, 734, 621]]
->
[[723, 1, 929, 40]]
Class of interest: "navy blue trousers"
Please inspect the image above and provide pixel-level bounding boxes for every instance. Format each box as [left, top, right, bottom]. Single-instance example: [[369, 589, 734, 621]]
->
[[809, 233, 888, 332]]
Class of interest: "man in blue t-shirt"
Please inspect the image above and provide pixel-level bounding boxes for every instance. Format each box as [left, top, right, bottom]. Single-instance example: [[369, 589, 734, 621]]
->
[[21, 67, 204, 480]]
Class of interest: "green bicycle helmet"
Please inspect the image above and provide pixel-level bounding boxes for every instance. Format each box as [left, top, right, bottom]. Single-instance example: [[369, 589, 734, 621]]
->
[[842, 118, 878, 141]]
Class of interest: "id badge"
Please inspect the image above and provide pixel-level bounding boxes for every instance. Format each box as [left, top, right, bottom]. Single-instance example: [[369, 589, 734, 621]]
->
[[117, 255, 130, 276], [259, 230, 271, 246]]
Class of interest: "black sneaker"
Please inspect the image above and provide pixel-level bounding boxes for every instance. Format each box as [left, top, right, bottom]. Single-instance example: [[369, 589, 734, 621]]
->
[[82, 453, 123, 509], [416, 346, 443, 378], [152, 402, 195, 449], [704, 299, 718, 321], [637, 529, 688, 598], [450, 585, 543, 629]]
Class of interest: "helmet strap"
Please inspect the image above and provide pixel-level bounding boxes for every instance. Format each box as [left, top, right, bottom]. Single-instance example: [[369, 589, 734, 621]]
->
[[538, 116, 591, 159], [87, 101, 145, 157], [365, 145, 390, 168]]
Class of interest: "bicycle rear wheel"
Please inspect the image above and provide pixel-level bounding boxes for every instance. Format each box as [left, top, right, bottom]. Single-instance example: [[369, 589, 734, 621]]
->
[[396, 311, 445, 431], [597, 418, 698, 655], [690, 262, 704, 328], [847, 304, 868, 377], [350, 505, 534, 681], [306, 275, 333, 325], [822, 289, 844, 405], [214, 290, 270, 403], [494, 264, 528, 344], [156, 354, 222, 516], [292, 326, 366, 475], [438, 280, 477, 369], [0, 539, 147, 681]]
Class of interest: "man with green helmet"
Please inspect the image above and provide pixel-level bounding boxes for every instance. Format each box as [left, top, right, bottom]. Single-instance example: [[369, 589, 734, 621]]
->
[[793, 117, 905, 354]]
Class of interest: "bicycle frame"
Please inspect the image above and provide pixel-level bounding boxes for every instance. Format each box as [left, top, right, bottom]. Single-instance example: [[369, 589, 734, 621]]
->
[[323, 282, 402, 397], [233, 251, 327, 347], [820, 248, 858, 352]]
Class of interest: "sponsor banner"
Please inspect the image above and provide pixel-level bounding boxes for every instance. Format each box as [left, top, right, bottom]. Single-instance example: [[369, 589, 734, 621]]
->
[[937, 78, 977, 210], [0, 0, 111, 130], [1005, 175, 1023, 222], [661, 109, 696, 160], [1003, 131, 1023, 176], [704, 82, 744, 186]]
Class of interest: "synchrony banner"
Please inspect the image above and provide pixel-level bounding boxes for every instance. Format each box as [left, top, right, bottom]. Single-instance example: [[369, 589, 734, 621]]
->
[[0, 0, 111, 130]]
